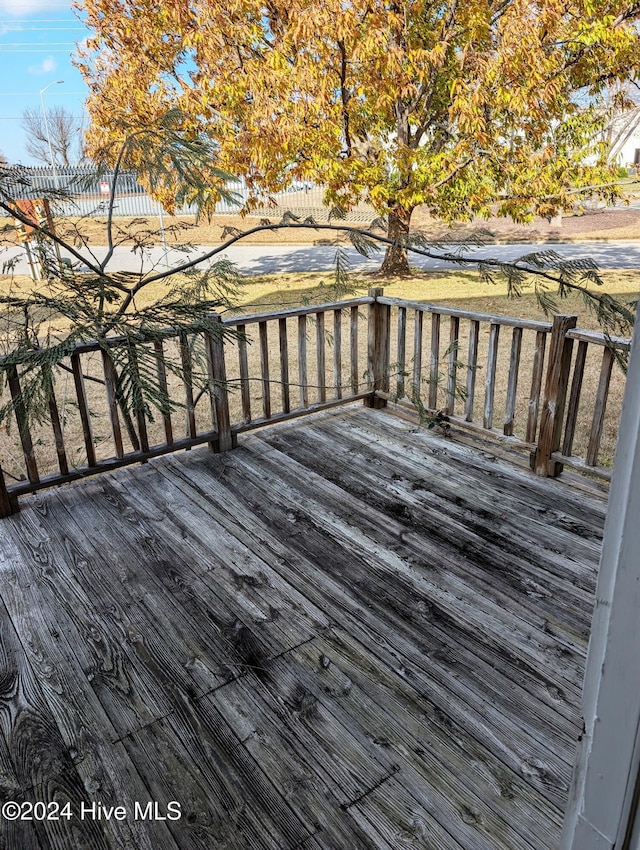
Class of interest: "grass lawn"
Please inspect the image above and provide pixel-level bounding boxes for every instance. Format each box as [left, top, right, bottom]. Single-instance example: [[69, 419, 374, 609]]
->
[[227, 267, 640, 330], [2, 266, 638, 331]]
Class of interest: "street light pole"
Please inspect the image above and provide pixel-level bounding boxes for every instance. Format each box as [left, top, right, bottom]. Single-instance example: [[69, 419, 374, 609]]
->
[[39, 80, 64, 189]]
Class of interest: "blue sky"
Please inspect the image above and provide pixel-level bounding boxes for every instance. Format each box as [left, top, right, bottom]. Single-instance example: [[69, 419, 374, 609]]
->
[[0, 0, 90, 164]]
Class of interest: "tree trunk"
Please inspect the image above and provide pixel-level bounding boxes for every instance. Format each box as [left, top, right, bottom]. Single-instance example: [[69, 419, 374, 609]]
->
[[379, 206, 413, 276]]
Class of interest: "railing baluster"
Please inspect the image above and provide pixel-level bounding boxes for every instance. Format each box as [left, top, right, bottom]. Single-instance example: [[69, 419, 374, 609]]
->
[[465, 320, 480, 422], [350, 306, 359, 394], [562, 339, 588, 457], [333, 309, 342, 400], [101, 349, 124, 459], [484, 323, 500, 430], [525, 330, 547, 443], [0, 465, 16, 518], [128, 346, 149, 454], [70, 352, 97, 467], [205, 316, 234, 452], [503, 326, 523, 436], [316, 311, 326, 403], [47, 382, 69, 476], [533, 314, 577, 477], [7, 365, 40, 483], [279, 318, 290, 413], [179, 333, 197, 440], [396, 306, 407, 400], [429, 312, 440, 410], [298, 315, 308, 408], [446, 316, 460, 414], [412, 309, 423, 403], [587, 346, 615, 466], [154, 340, 173, 446], [259, 320, 271, 418], [237, 324, 251, 424]]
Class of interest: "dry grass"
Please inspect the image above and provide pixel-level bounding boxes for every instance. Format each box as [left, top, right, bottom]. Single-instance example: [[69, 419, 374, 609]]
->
[[3, 200, 640, 248], [1, 267, 638, 488]]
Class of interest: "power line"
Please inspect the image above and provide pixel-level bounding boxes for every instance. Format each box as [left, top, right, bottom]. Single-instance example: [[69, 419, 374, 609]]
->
[[0, 19, 83, 23], [0, 18, 77, 23], [0, 92, 86, 95], [0, 116, 84, 119], [0, 26, 87, 30]]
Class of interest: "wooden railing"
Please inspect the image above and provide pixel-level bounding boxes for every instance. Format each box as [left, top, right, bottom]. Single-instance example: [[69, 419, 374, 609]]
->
[[375, 295, 553, 443], [372, 296, 629, 480], [0, 289, 630, 517], [0, 296, 373, 516]]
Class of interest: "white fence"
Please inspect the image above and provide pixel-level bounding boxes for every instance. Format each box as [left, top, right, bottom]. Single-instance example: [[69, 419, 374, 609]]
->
[[4, 167, 375, 222]]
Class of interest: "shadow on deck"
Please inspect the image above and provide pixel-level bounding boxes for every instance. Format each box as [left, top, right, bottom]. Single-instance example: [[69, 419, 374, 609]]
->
[[0, 405, 607, 850]]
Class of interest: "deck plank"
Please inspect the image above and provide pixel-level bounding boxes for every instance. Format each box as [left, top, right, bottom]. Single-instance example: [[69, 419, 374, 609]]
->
[[0, 513, 185, 850], [254, 425, 596, 652], [0, 593, 111, 850], [173, 449, 576, 811], [0, 405, 606, 850]]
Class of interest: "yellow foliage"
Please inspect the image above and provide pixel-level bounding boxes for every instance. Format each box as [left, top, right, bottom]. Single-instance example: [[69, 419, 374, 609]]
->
[[76, 0, 640, 231]]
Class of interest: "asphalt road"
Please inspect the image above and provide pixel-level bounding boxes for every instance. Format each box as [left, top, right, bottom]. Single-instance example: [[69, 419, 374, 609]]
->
[[4, 239, 640, 277]]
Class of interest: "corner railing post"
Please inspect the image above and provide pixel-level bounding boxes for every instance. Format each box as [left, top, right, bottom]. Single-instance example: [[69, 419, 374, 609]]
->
[[365, 287, 390, 409], [205, 314, 235, 452], [0, 465, 18, 518], [532, 314, 577, 477]]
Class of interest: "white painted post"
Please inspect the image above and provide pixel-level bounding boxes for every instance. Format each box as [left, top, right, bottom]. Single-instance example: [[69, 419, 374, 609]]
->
[[562, 304, 640, 850]]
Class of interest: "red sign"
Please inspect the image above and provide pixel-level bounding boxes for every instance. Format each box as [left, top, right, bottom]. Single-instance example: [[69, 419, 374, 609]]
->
[[99, 181, 110, 196]]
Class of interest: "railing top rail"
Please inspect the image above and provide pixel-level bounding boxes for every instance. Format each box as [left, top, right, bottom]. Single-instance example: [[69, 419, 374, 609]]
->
[[222, 296, 374, 326], [0, 325, 186, 366], [376, 296, 554, 332], [567, 328, 632, 350], [0, 297, 375, 366]]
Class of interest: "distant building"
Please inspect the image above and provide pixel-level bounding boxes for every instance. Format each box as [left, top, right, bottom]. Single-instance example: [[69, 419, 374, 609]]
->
[[605, 108, 640, 169]]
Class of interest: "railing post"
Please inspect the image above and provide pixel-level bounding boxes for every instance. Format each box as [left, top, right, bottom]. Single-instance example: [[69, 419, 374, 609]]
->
[[0, 465, 18, 518], [532, 314, 577, 477], [365, 287, 390, 409], [205, 314, 235, 452]]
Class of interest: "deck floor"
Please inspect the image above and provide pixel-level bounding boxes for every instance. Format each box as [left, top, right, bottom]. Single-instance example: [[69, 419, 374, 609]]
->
[[0, 406, 607, 850]]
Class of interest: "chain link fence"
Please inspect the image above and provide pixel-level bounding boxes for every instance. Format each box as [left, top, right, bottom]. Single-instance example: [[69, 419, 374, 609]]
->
[[4, 167, 376, 222]]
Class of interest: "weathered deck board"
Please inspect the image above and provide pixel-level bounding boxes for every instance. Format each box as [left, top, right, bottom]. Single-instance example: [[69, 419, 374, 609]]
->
[[261, 421, 597, 635], [188, 448, 576, 814], [0, 405, 606, 849]]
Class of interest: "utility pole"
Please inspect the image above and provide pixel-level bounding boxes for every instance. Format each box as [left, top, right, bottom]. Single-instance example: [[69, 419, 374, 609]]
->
[[40, 80, 64, 188]]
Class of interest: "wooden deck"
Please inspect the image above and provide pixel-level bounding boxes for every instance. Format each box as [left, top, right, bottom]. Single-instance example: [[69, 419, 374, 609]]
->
[[0, 405, 607, 850]]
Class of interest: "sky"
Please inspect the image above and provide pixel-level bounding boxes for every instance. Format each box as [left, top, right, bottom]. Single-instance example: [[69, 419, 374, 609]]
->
[[0, 0, 90, 165]]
